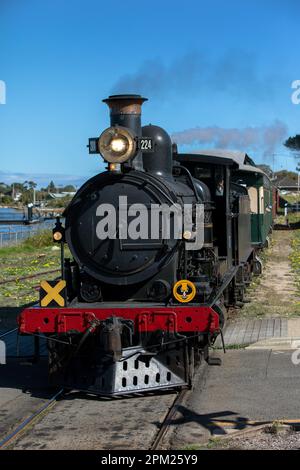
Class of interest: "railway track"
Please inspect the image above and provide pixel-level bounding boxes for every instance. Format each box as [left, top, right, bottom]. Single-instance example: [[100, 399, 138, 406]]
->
[[150, 389, 188, 450], [0, 332, 198, 450], [0, 268, 60, 285], [0, 381, 191, 450], [0, 330, 201, 450], [0, 325, 48, 358], [0, 327, 18, 339], [0, 388, 64, 450], [0, 328, 195, 450]]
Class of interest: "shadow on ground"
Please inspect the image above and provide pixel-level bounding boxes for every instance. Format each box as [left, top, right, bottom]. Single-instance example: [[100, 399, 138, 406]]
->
[[274, 221, 300, 230], [0, 301, 37, 330], [153, 405, 270, 436], [0, 358, 56, 400]]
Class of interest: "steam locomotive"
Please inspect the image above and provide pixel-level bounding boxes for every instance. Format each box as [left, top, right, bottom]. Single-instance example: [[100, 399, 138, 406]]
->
[[18, 95, 274, 395]]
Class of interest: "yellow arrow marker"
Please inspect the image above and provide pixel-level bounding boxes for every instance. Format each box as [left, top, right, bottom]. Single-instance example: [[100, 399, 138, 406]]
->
[[181, 282, 188, 292], [40, 280, 66, 307], [173, 279, 196, 303]]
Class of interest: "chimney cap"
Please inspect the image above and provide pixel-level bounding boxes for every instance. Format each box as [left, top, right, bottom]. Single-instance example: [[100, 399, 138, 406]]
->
[[103, 94, 147, 104]]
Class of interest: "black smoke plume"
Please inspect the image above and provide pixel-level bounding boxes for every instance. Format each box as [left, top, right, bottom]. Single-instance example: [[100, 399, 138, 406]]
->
[[111, 51, 274, 100]]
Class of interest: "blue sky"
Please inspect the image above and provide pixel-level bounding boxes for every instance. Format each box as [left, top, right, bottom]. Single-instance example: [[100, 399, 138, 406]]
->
[[0, 0, 299, 187]]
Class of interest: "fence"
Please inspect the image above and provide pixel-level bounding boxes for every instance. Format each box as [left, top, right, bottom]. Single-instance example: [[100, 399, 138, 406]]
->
[[0, 223, 52, 248]]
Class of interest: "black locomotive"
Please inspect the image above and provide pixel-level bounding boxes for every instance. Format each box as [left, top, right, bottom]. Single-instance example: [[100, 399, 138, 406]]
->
[[18, 94, 270, 395]]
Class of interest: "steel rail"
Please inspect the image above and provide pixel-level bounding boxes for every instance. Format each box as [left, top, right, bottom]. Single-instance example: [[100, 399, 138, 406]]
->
[[0, 388, 64, 449], [0, 268, 60, 285], [150, 389, 188, 450], [0, 327, 18, 339]]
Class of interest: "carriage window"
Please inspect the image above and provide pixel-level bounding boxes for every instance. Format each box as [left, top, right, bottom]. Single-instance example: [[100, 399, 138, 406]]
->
[[236, 178, 247, 188], [195, 167, 212, 179], [248, 187, 258, 213]]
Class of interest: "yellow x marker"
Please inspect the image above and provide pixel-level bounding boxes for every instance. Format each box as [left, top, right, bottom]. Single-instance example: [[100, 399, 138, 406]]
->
[[40, 280, 66, 307]]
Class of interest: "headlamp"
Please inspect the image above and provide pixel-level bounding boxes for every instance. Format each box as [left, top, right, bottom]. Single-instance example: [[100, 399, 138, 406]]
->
[[98, 126, 137, 163], [110, 137, 127, 153]]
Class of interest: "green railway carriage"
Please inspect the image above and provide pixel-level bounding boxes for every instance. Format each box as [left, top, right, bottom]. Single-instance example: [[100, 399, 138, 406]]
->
[[230, 156, 273, 248], [188, 150, 274, 248], [243, 172, 273, 247]]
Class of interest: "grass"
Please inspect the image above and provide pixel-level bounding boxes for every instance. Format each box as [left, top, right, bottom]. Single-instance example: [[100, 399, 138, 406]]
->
[[275, 211, 300, 225], [265, 420, 285, 435], [280, 193, 300, 205], [236, 240, 272, 319], [183, 437, 228, 450], [205, 437, 228, 449], [240, 300, 300, 318], [0, 230, 53, 256], [238, 228, 300, 318], [0, 230, 69, 307], [183, 421, 289, 451], [213, 343, 251, 350], [289, 229, 300, 297]]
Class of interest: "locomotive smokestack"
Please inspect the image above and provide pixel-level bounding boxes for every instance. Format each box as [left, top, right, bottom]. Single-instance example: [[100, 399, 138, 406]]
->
[[103, 94, 147, 171]]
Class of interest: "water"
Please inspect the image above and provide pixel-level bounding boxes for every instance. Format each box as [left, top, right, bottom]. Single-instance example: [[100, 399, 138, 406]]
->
[[0, 207, 26, 222], [0, 207, 54, 246]]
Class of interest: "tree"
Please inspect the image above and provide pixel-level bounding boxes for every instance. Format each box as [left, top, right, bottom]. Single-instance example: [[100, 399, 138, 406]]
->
[[62, 184, 76, 192], [284, 135, 300, 152], [0, 182, 10, 194], [47, 181, 56, 193], [1, 195, 13, 204], [274, 170, 298, 182], [27, 181, 37, 190], [21, 190, 34, 204], [12, 182, 26, 192], [46, 195, 73, 208]]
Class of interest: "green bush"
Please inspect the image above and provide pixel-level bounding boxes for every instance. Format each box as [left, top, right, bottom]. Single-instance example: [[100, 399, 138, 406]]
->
[[0, 229, 54, 255], [46, 196, 72, 208], [22, 230, 53, 249], [1, 195, 13, 204]]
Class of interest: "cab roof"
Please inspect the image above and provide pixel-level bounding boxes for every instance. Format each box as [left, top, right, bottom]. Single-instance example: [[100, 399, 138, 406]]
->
[[177, 149, 267, 177]]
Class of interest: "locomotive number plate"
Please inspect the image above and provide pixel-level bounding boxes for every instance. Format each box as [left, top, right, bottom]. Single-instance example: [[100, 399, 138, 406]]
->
[[139, 138, 154, 152], [88, 137, 99, 154]]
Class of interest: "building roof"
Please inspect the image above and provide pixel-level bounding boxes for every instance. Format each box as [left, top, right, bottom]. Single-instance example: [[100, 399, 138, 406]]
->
[[49, 191, 76, 199], [277, 176, 298, 188]]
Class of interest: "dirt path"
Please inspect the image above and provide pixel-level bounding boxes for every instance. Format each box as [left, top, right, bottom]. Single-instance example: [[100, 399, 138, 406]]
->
[[242, 230, 300, 318]]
